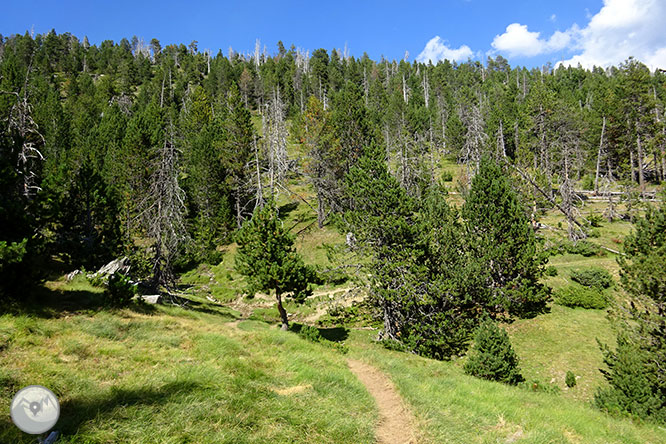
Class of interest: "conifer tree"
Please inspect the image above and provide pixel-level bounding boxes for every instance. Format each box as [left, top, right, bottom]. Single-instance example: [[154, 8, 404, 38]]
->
[[343, 145, 488, 358], [464, 319, 523, 385], [303, 95, 340, 227], [224, 84, 255, 228], [234, 201, 317, 330], [595, 204, 666, 423], [462, 156, 549, 317]]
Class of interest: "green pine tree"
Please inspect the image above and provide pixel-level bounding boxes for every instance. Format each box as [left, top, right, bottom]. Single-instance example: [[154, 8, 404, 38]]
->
[[595, 204, 666, 423], [464, 319, 523, 385], [462, 156, 550, 318], [234, 201, 317, 330]]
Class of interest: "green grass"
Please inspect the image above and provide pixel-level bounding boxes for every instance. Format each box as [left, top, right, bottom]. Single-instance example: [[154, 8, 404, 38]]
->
[[0, 297, 376, 443], [347, 330, 666, 444], [505, 304, 615, 402]]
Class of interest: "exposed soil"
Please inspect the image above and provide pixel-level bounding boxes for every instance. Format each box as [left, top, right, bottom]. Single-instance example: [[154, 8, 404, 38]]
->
[[347, 359, 418, 444]]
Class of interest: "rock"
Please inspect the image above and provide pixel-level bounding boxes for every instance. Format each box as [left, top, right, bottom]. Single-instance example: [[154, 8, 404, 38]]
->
[[140, 295, 161, 304], [91, 257, 130, 278]]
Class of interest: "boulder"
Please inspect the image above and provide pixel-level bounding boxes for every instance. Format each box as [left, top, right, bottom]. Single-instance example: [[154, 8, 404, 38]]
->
[[91, 257, 130, 278], [140, 295, 161, 304]]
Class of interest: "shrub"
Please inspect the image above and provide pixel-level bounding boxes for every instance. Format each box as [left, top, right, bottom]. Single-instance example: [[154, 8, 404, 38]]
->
[[320, 300, 379, 328], [587, 213, 604, 228], [545, 240, 604, 258], [87, 272, 106, 288], [518, 379, 561, 395], [566, 371, 577, 388], [570, 267, 614, 289], [554, 285, 609, 309], [464, 320, 523, 385], [298, 325, 322, 343], [104, 272, 136, 307], [595, 336, 666, 423], [441, 171, 454, 182], [380, 337, 408, 352], [544, 266, 558, 277], [567, 240, 604, 257]]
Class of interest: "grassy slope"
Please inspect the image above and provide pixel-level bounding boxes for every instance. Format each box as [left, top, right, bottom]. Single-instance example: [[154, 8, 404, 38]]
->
[[3, 280, 665, 443], [349, 330, 666, 444], [0, 283, 376, 444]]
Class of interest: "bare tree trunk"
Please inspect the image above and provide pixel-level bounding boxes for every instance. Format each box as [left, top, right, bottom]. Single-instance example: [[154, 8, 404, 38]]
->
[[637, 131, 645, 195], [139, 120, 188, 290], [2, 60, 45, 198], [497, 119, 506, 159], [630, 149, 636, 183], [235, 194, 242, 229], [423, 72, 429, 108], [254, 137, 263, 210], [653, 85, 666, 181], [594, 116, 606, 194], [429, 117, 436, 184], [662, 143, 666, 183], [276, 290, 289, 331], [504, 159, 587, 234], [402, 75, 408, 103], [263, 87, 288, 200]]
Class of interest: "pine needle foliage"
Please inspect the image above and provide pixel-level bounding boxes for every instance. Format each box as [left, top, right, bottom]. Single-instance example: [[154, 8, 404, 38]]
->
[[595, 204, 666, 423], [464, 319, 523, 385], [234, 201, 317, 330], [462, 156, 550, 318]]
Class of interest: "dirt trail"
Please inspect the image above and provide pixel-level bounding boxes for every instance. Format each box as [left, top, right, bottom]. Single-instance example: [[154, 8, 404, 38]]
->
[[347, 359, 418, 444]]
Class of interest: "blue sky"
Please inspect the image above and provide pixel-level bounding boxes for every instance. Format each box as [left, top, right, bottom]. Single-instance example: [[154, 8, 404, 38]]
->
[[2, 1, 665, 69]]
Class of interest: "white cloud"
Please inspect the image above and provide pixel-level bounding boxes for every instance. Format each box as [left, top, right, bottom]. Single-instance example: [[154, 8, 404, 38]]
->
[[416, 36, 473, 63], [550, 14, 557, 23], [490, 23, 575, 58], [558, 0, 666, 70]]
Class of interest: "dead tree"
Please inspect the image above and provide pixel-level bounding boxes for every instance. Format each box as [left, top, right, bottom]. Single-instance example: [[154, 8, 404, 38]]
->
[[553, 105, 587, 240], [459, 98, 487, 176], [1, 62, 45, 198], [496, 119, 506, 159], [262, 87, 289, 198], [594, 116, 606, 194], [138, 120, 188, 290]]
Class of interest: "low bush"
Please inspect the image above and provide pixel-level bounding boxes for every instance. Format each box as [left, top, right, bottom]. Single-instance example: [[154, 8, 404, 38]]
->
[[570, 267, 614, 289], [298, 325, 322, 343], [104, 272, 136, 307], [581, 175, 595, 191], [566, 370, 577, 388], [519, 379, 561, 395], [555, 284, 609, 309], [567, 240, 604, 257], [441, 171, 454, 182], [547, 240, 604, 257], [588, 213, 605, 228], [320, 299, 379, 328], [544, 266, 558, 277]]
